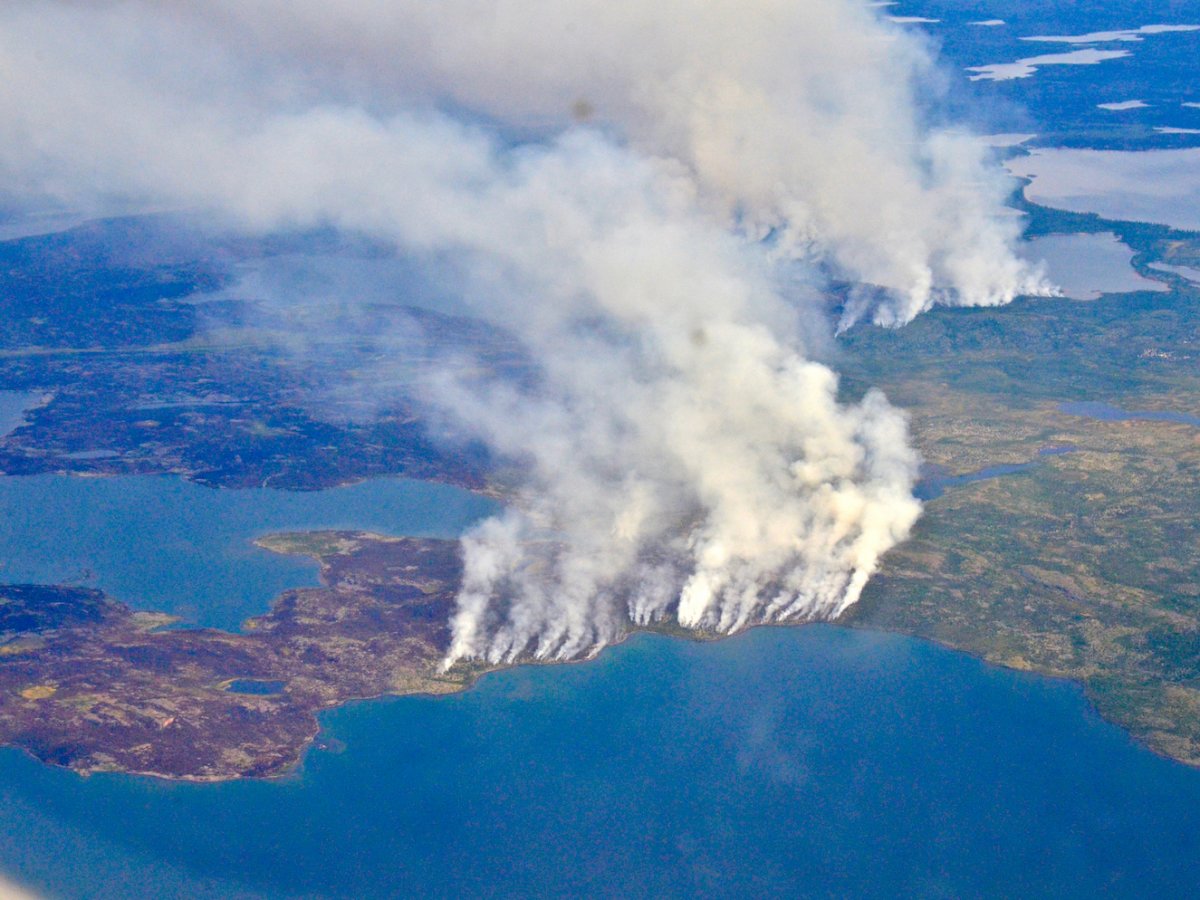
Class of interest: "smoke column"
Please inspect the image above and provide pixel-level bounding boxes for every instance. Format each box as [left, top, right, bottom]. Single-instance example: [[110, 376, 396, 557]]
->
[[0, 1, 1049, 664]]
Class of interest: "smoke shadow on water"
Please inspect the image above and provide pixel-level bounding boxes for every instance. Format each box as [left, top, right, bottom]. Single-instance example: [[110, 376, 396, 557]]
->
[[1, 625, 1200, 898]]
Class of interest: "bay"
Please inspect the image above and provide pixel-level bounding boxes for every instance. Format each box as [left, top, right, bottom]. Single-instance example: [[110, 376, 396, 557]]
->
[[0, 474, 498, 630]]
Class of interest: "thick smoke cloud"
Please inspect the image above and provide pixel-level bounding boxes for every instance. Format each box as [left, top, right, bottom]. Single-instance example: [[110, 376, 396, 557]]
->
[[0, 2, 1041, 664], [120, 0, 1053, 323]]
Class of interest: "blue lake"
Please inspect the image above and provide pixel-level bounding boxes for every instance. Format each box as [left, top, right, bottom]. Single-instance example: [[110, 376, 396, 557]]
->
[[916, 443, 1087, 501], [0, 474, 499, 630], [2, 625, 1200, 898], [915, 462, 1036, 501], [1060, 400, 1200, 428]]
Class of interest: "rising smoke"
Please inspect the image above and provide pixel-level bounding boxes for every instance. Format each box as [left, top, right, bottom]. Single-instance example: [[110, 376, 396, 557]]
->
[[0, 1, 1050, 664]]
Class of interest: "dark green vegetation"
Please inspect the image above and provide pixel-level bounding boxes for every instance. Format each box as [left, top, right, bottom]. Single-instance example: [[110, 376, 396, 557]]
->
[[840, 217, 1200, 764], [0, 534, 469, 780]]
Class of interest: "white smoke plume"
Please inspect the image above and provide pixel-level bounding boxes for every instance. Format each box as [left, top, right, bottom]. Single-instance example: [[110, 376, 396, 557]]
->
[[0, 2, 1040, 664], [108, 0, 1054, 325]]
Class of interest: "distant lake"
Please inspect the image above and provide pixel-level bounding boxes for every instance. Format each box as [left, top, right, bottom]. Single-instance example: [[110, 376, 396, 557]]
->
[[0, 391, 38, 438], [0, 474, 498, 630], [1060, 400, 1200, 427], [968, 47, 1131, 82], [1008, 148, 1200, 230], [2, 625, 1200, 898], [1149, 260, 1200, 283], [1023, 232, 1166, 300], [915, 462, 1035, 501]]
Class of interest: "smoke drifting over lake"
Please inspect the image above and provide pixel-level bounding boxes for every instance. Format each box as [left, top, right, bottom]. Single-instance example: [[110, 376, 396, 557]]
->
[[0, 1, 1048, 663]]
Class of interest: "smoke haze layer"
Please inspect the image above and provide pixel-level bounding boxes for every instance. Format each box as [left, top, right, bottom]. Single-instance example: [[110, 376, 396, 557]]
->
[[0, 2, 1042, 663]]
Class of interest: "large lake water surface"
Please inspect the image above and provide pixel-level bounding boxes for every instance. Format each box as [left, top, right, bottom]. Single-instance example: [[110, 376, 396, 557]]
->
[[2, 625, 1200, 898]]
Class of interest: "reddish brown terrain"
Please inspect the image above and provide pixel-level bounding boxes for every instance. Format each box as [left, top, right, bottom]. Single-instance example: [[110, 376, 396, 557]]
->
[[0, 533, 473, 780]]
